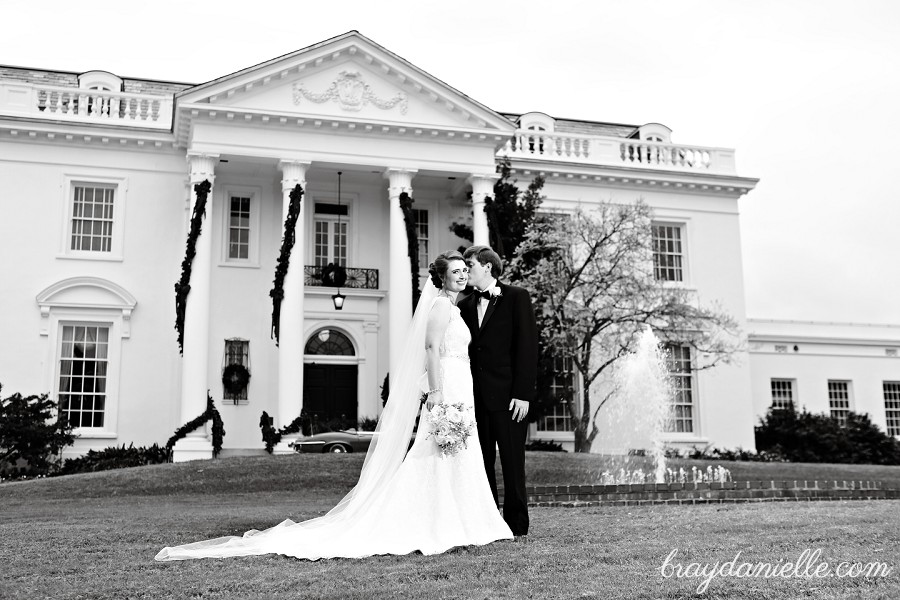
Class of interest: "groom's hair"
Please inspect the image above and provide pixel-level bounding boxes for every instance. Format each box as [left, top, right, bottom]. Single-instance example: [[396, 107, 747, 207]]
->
[[464, 245, 503, 278]]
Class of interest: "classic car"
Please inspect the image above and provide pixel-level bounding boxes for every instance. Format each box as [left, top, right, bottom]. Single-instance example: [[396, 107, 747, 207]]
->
[[293, 429, 418, 453]]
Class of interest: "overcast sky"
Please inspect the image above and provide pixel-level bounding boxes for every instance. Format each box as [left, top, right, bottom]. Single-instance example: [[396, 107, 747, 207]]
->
[[4, 0, 897, 324]]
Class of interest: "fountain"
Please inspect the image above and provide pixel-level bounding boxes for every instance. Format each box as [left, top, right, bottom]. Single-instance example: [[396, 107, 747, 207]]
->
[[594, 327, 676, 483]]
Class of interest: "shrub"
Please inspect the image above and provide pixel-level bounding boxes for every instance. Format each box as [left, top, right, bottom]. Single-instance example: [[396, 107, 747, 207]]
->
[[755, 405, 900, 465], [56, 443, 169, 475], [525, 439, 566, 452], [358, 417, 378, 432], [684, 446, 785, 462], [0, 384, 75, 476]]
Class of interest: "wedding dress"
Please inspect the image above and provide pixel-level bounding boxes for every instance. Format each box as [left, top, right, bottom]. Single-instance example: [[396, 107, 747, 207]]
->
[[155, 284, 513, 561]]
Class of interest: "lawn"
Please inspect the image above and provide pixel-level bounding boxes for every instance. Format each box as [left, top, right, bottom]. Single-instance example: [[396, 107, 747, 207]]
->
[[1, 453, 898, 600]]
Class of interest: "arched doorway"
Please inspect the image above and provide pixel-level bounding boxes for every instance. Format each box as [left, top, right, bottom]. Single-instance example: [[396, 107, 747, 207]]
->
[[303, 328, 357, 430]]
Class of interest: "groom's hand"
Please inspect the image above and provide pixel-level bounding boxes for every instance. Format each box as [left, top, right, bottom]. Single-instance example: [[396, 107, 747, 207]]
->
[[509, 399, 529, 422]]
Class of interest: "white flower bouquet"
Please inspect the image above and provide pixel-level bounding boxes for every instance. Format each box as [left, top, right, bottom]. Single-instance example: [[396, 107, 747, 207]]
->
[[426, 402, 476, 457]]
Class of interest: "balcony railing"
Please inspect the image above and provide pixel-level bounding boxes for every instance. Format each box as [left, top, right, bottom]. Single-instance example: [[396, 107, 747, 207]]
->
[[0, 83, 173, 129], [499, 129, 737, 175], [304, 265, 379, 290]]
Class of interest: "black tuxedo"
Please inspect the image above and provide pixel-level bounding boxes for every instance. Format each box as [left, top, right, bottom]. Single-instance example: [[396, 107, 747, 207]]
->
[[459, 281, 538, 535]]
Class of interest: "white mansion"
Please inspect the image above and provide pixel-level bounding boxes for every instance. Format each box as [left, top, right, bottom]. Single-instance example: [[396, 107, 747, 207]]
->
[[1, 32, 895, 460]]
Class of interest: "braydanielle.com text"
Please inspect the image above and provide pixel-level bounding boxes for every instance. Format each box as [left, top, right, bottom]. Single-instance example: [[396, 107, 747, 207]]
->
[[660, 548, 893, 593]]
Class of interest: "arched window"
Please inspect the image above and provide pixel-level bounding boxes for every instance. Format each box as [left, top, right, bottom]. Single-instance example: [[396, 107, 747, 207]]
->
[[305, 329, 355, 356]]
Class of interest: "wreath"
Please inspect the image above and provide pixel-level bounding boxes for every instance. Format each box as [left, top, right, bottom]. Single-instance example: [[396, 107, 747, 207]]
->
[[320, 263, 348, 287], [222, 364, 251, 395]]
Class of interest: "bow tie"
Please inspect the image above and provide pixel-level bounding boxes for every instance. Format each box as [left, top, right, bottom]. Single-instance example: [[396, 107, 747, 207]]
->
[[474, 289, 493, 301]]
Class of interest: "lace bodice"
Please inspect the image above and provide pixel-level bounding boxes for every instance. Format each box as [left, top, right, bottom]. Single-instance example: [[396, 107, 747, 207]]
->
[[439, 303, 471, 359]]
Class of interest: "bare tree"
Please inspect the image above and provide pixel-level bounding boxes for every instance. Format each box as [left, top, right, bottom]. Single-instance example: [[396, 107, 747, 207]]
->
[[509, 201, 742, 452]]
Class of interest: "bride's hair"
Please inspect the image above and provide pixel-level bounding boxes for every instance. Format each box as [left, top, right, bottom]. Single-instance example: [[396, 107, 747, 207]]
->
[[428, 250, 465, 289]]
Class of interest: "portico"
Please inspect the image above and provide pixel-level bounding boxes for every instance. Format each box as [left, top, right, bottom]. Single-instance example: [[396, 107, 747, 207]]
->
[[170, 32, 511, 460]]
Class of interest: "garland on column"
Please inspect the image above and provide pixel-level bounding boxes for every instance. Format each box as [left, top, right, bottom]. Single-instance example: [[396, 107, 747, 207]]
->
[[482, 195, 506, 258], [165, 393, 225, 458], [259, 409, 310, 454], [399, 192, 421, 309], [270, 184, 304, 345], [174, 179, 212, 354]]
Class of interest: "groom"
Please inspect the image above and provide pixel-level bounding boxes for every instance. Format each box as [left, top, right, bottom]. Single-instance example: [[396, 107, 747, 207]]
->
[[459, 245, 538, 537]]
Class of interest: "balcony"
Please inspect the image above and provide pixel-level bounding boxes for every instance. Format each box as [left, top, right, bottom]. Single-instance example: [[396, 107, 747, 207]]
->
[[0, 83, 173, 129], [304, 265, 379, 290], [499, 129, 737, 175]]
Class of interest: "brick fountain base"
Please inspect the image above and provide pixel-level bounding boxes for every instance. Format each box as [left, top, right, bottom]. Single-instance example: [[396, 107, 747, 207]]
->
[[498, 481, 900, 508]]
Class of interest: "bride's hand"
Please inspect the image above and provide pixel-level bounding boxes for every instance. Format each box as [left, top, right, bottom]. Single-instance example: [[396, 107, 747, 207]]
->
[[425, 390, 443, 411]]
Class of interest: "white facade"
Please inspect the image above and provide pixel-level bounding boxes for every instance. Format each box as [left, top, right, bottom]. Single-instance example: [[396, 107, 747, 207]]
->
[[0, 32, 761, 459], [748, 320, 900, 437]]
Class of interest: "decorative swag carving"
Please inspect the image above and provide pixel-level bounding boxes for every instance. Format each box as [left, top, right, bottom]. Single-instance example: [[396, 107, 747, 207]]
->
[[293, 70, 408, 114]]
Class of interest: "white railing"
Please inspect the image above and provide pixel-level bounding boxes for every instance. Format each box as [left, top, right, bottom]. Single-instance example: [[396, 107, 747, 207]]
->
[[0, 83, 173, 129], [500, 129, 737, 175]]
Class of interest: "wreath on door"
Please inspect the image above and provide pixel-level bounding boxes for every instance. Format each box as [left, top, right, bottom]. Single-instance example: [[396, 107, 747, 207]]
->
[[222, 363, 251, 395]]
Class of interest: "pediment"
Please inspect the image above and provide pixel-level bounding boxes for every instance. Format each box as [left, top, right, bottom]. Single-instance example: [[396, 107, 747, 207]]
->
[[176, 32, 514, 133], [37, 276, 137, 310]]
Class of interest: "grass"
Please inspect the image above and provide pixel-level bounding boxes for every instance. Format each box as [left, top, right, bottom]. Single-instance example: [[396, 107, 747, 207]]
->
[[1, 453, 899, 600]]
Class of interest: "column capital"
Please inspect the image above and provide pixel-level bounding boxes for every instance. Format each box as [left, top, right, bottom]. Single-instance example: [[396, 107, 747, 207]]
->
[[383, 168, 417, 196], [187, 153, 219, 185], [279, 160, 311, 192], [468, 173, 498, 201]]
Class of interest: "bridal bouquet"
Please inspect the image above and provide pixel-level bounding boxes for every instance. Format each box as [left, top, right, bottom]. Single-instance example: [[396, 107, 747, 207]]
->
[[426, 402, 476, 457]]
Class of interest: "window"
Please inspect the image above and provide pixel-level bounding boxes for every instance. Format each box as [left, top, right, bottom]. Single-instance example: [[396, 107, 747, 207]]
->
[[537, 356, 575, 433], [651, 224, 684, 282], [228, 196, 251, 260], [70, 184, 115, 253], [828, 380, 851, 426], [770, 379, 795, 410], [221, 187, 260, 265], [305, 329, 355, 356], [413, 208, 429, 267], [58, 325, 110, 428], [313, 203, 349, 267], [61, 176, 126, 260], [665, 344, 694, 433], [223, 339, 250, 405], [883, 382, 900, 437], [39, 277, 132, 438]]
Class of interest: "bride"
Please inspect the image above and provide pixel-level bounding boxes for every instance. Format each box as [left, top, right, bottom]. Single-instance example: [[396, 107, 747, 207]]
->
[[156, 251, 513, 561]]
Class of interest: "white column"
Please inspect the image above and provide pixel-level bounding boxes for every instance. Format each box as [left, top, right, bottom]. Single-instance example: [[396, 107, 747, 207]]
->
[[384, 168, 417, 378], [274, 160, 310, 454], [468, 174, 496, 247], [173, 153, 217, 463]]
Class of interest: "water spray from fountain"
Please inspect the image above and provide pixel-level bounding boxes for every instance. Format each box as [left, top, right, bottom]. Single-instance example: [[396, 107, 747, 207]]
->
[[596, 327, 672, 483]]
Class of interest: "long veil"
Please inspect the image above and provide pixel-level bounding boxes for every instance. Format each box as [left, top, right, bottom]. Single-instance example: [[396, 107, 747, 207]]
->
[[155, 281, 441, 561]]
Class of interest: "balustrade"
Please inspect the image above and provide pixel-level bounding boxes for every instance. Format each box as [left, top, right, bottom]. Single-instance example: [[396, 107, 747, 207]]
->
[[0, 82, 173, 128], [500, 129, 735, 174]]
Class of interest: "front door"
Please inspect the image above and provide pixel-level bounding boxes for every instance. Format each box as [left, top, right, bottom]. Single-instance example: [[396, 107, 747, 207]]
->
[[303, 363, 358, 430]]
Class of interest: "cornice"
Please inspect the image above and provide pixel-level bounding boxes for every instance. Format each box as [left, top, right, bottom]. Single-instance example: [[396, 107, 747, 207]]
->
[[174, 103, 511, 150], [0, 118, 178, 151], [507, 160, 759, 197], [748, 333, 900, 348]]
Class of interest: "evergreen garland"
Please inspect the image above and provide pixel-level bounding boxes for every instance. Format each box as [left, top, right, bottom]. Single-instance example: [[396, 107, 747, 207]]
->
[[174, 180, 212, 354], [259, 410, 310, 454], [398, 192, 421, 309], [270, 184, 304, 345], [165, 393, 225, 458]]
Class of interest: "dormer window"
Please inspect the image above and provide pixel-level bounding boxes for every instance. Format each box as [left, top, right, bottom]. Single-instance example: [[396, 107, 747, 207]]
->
[[518, 112, 554, 155], [78, 71, 123, 92], [637, 123, 672, 144]]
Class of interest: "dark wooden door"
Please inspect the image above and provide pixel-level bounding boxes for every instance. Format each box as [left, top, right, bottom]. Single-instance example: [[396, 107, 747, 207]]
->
[[303, 364, 358, 428]]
